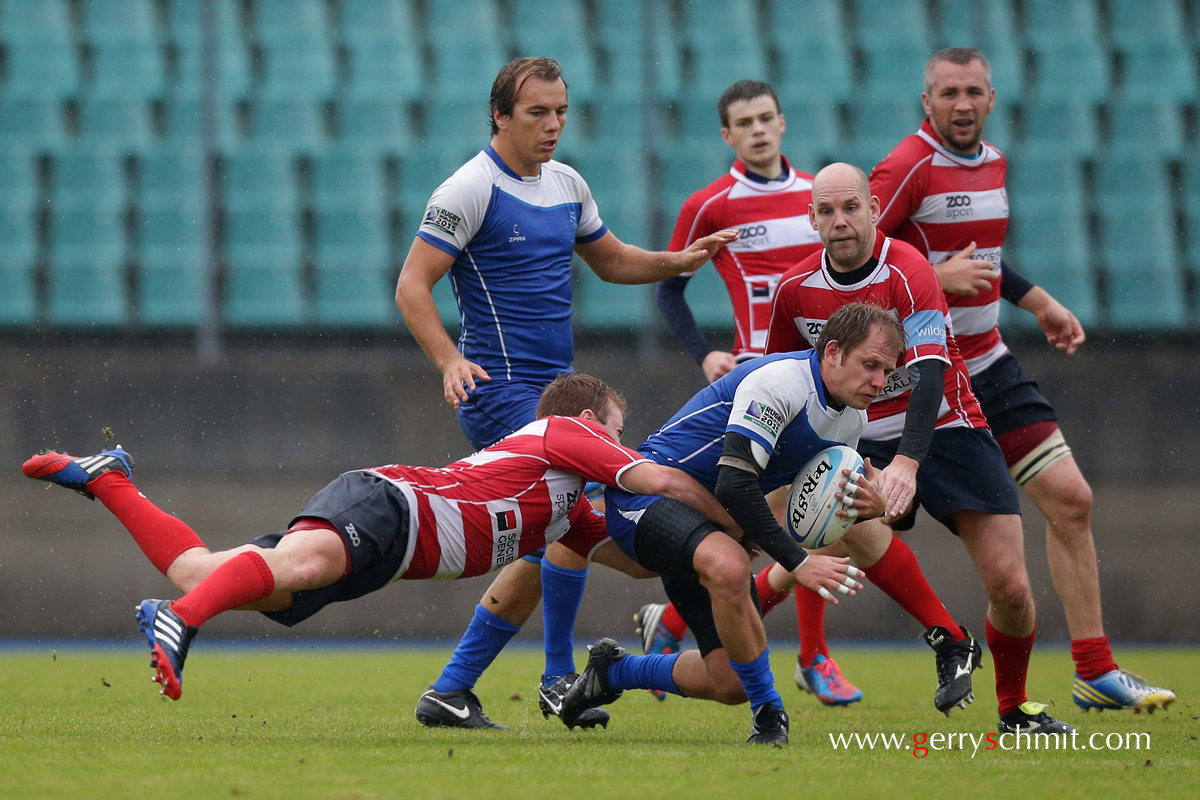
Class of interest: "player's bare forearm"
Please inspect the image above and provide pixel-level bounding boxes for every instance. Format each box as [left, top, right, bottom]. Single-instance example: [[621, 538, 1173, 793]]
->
[[578, 230, 737, 284], [1017, 286, 1086, 355], [622, 462, 741, 535]]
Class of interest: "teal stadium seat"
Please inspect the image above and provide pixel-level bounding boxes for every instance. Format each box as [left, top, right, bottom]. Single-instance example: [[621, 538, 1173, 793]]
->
[[679, 0, 767, 103], [573, 269, 652, 332], [0, 0, 72, 46], [412, 99, 488, 163], [657, 142, 736, 232], [512, 0, 596, 105], [88, 43, 167, 100], [79, 0, 157, 44], [78, 96, 154, 150], [139, 145, 207, 211], [161, 97, 241, 150], [250, 97, 328, 152], [336, 98, 411, 156], [1183, 160, 1200, 278], [221, 148, 299, 213], [311, 146, 388, 213], [48, 206, 129, 326], [252, 0, 327, 42], [843, 98, 925, 170], [933, 0, 1023, 91], [768, 0, 853, 104], [427, 0, 506, 104], [0, 207, 39, 325], [313, 207, 395, 326], [1020, 100, 1100, 160], [1107, 0, 1196, 100], [854, 0, 930, 98], [783, 100, 841, 168], [1006, 193, 1098, 326], [1107, 99, 1186, 159], [0, 148, 39, 210], [222, 210, 306, 326], [592, 0, 648, 103], [0, 97, 67, 150], [1007, 156, 1087, 216], [339, 0, 415, 42], [52, 147, 128, 210], [137, 207, 208, 326], [167, 0, 253, 99], [251, 0, 337, 100], [1025, 2, 1111, 103], [2, 41, 80, 100], [1023, 0, 1103, 50], [398, 150, 475, 227], [342, 38, 423, 103]]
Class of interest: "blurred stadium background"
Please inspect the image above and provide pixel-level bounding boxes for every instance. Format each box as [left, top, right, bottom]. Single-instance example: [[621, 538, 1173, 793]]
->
[[2, 1, 1198, 644]]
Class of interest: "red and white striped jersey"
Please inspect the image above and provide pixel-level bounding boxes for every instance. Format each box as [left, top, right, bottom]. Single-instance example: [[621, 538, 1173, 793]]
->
[[367, 416, 647, 580], [766, 232, 988, 441], [669, 157, 824, 359], [870, 119, 1011, 374]]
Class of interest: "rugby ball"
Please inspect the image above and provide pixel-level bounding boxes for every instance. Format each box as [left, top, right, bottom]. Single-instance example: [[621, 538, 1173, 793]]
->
[[785, 445, 865, 549]]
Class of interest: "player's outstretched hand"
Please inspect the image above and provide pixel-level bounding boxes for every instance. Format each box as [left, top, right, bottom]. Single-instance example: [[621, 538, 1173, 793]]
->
[[791, 556, 863, 605], [877, 454, 918, 520], [679, 229, 739, 270], [701, 350, 738, 383], [835, 457, 886, 521], [442, 356, 490, 409], [934, 242, 997, 296]]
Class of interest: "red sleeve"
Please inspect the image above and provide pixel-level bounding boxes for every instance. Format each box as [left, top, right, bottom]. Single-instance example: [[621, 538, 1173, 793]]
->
[[764, 258, 820, 354], [541, 417, 648, 489], [869, 143, 928, 238], [557, 501, 610, 560], [667, 190, 711, 253]]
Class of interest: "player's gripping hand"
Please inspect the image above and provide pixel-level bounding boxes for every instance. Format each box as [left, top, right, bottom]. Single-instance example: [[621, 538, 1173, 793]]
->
[[442, 356, 490, 409], [934, 242, 997, 297], [878, 454, 919, 520], [701, 350, 738, 383], [835, 458, 886, 522], [791, 555, 863, 605], [678, 229, 739, 271]]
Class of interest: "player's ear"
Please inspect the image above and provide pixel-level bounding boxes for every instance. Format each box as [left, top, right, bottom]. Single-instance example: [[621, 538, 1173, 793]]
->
[[869, 194, 881, 223], [578, 408, 597, 421]]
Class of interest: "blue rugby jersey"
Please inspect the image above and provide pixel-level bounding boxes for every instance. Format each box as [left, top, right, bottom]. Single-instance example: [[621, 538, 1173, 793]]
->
[[416, 146, 608, 383]]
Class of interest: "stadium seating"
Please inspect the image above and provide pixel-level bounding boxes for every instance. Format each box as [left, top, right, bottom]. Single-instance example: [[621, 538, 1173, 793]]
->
[[0, 149, 39, 211], [221, 147, 300, 213], [767, 0, 853, 104], [0, 1, 73, 46], [311, 146, 389, 213], [48, 206, 129, 326], [136, 207, 209, 326], [0, 207, 39, 324], [139, 146, 207, 212], [933, 0, 1023, 91], [0, 97, 68, 150], [1019, 100, 1101, 160], [222, 209, 306, 326], [334, 97, 411, 156], [312, 208, 396, 326], [51, 147, 128, 210], [1107, 99, 1186, 159], [77, 96, 154, 150], [250, 97, 329, 152]]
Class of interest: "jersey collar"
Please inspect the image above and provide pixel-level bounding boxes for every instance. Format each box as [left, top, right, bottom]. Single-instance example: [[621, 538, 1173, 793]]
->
[[730, 156, 798, 192], [485, 145, 540, 182], [916, 119, 992, 167]]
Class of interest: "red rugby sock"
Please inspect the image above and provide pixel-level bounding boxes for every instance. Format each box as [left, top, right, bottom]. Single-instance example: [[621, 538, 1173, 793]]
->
[[863, 537, 965, 640], [1071, 636, 1119, 681], [88, 471, 205, 575], [987, 617, 1036, 717], [796, 586, 828, 668], [753, 566, 792, 616], [171, 551, 276, 628]]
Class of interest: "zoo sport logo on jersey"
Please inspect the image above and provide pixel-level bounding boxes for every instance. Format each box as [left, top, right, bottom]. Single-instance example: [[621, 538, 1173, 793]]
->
[[736, 223, 771, 247]]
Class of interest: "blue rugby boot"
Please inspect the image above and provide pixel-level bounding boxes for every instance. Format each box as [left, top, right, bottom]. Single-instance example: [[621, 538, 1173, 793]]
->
[[1073, 668, 1176, 713], [135, 599, 196, 700]]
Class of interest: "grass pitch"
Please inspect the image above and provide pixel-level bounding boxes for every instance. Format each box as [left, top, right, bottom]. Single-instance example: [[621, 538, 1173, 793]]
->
[[1, 643, 1195, 800]]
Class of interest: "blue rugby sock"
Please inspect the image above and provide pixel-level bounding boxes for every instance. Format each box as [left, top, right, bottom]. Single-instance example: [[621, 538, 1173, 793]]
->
[[541, 559, 588, 682], [606, 652, 684, 696], [432, 604, 521, 692], [728, 648, 783, 712]]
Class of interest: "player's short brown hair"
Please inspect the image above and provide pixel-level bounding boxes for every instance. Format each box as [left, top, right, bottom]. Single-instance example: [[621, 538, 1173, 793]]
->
[[537, 372, 626, 422], [816, 303, 906, 363], [489, 56, 567, 135], [717, 79, 781, 128], [924, 47, 992, 91]]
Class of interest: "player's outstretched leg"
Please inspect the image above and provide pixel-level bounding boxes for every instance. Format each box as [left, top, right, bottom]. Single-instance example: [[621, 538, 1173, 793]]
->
[[135, 599, 196, 700], [537, 674, 609, 729], [559, 638, 628, 729], [794, 654, 863, 706], [1073, 668, 1176, 714], [923, 624, 982, 715], [415, 687, 509, 730], [22, 446, 134, 499]]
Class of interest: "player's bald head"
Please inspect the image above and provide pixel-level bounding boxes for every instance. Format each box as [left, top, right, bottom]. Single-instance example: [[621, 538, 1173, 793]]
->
[[812, 162, 871, 203]]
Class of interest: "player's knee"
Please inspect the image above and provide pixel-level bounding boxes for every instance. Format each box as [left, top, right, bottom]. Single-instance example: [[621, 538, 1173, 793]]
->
[[710, 670, 749, 705], [695, 551, 750, 601], [987, 572, 1033, 616], [1047, 478, 1094, 531]]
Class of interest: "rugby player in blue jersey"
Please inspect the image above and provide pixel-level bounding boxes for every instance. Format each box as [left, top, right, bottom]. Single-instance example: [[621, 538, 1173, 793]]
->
[[395, 57, 737, 729]]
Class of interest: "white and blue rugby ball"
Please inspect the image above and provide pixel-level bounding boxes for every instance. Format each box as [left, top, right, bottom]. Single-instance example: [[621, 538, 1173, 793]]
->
[[785, 445, 865, 549]]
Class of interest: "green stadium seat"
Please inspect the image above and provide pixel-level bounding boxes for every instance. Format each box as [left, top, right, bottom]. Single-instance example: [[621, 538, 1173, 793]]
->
[[1106, 0, 1188, 50], [1024, 0, 1102, 50], [3, 42, 80, 100], [769, 0, 853, 106], [250, 97, 329, 152], [426, 0, 503, 43], [1007, 157, 1087, 215], [80, 0, 157, 45], [221, 148, 299, 213], [933, 0, 1023, 91], [845, 98, 925, 169], [51, 147, 128, 210], [313, 208, 395, 326], [222, 210, 306, 326], [672, 264, 734, 329], [0, 207, 39, 324], [1020, 100, 1100, 160], [78, 96, 153, 150], [860, 44, 931, 98], [48, 207, 129, 326], [592, 0, 648, 102], [783, 100, 842, 167], [981, 99, 1016, 153], [398, 150, 473, 226], [854, 1, 930, 50], [1107, 99, 1186, 159], [258, 36, 339, 100], [1179, 160, 1200, 279], [679, 1, 766, 101], [251, 0, 327, 43], [1028, 40, 1111, 103], [136, 208, 208, 326], [164, 0, 243, 44], [311, 146, 388, 213], [0, 97, 68, 149], [574, 268, 652, 332], [1096, 198, 1185, 329], [343, 38, 424, 102], [339, 0, 415, 42], [336, 98, 411, 156], [0, 149, 39, 210], [566, 146, 650, 246], [172, 40, 253, 99], [0, 0, 72, 46], [1093, 155, 1172, 210], [428, 36, 506, 104], [1007, 194, 1092, 281], [139, 145, 207, 211], [512, 0, 596, 104], [161, 96, 241, 150], [89, 43, 167, 99], [1113, 40, 1197, 101], [584, 100, 645, 152], [414, 99, 489, 160]]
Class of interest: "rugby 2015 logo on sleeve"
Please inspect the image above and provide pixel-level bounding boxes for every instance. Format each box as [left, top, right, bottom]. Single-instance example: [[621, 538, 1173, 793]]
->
[[743, 400, 785, 437], [423, 205, 462, 235]]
